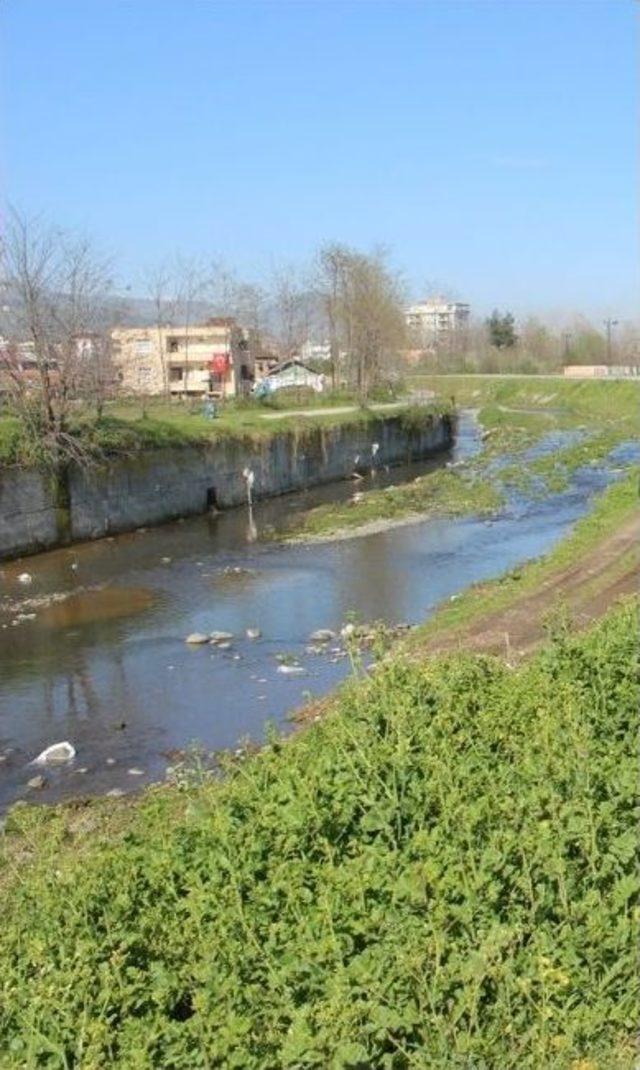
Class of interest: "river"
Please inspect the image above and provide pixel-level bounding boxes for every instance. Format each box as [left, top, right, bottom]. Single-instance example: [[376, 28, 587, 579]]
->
[[0, 413, 633, 810]]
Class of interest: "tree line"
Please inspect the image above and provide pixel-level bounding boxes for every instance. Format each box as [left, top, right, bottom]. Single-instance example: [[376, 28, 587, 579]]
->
[[1, 209, 636, 466], [0, 212, 411, 461], [426, 308, 637, 376]]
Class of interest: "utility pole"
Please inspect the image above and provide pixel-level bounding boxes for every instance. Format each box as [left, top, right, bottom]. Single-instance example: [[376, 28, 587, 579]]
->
[[603, 318, 618, 364], [562, 332, 572, 362]]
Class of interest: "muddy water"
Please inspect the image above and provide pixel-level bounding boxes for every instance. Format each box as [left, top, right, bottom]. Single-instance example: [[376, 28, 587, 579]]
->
[[0, 415, 633, 810]]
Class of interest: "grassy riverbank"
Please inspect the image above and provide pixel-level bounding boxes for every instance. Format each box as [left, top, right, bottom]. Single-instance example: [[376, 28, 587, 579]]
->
[[406, 468, 639, 650], [408, 375, 640, 431], [0, 396, 446, 468], [1, 598, 636, 1068]]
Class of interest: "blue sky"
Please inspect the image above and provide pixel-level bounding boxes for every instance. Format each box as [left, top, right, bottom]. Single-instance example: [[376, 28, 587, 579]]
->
[[1, 0, 636, 318]]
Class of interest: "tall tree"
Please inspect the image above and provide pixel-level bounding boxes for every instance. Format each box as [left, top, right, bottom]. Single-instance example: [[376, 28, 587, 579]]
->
[[313, 244, 407, 401], [486, 309, 518, 350], [142, 262, 180, 396], [315, 243, 351, 389], [270, 264, 313, 359], [174, 256, 209, 395]]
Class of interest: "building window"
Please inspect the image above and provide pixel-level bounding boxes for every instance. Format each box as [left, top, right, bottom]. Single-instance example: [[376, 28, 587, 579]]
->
[[169, 367, 183, 381], [168, 338, 179, 353]]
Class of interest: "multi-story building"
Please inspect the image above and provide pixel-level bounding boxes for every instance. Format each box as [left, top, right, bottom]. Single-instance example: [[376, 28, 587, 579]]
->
[[111, 319, 255, 398], [405, 299, 470, 349]]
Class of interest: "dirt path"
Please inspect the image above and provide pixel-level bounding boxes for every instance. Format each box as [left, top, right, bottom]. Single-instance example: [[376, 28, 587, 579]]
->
[[417, 512, 639, 662], [259, 396, 433, 420]]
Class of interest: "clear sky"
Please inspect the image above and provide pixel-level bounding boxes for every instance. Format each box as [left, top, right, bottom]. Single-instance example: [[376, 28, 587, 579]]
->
[[1, 0, 637, 318]]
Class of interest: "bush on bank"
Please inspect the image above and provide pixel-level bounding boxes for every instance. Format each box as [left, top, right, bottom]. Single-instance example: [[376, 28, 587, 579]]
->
[[1, 601, 637, 1068]]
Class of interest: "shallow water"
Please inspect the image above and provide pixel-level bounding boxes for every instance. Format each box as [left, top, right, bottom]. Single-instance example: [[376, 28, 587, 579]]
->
[[0, 414, 634, 810]]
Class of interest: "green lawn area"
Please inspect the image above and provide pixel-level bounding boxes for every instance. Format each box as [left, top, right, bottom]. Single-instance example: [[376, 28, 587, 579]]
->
[[1, 599, 636, 1067], [411, 374, 640, 432], [0, 395, 442, 467]]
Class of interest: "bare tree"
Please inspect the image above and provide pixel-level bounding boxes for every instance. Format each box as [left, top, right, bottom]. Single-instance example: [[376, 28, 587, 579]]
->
[[315, 243, 352, 388], [270, 264, 311, 359], [142, 262, 181, 396], [314, 245, 406, 402], [0, 209, 113, 465], [232, 281, 268, 337], [174, 255, 209, 395]]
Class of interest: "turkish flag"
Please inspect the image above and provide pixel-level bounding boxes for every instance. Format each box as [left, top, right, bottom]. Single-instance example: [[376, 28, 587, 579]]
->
[[210, 354, 229, 375]]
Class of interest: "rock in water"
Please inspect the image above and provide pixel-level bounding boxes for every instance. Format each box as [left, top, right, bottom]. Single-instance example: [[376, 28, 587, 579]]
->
[[185, 633, 209, 645], [277, 664, 305, 676], [33, 741, 76, 765], [309, 629, 336, 642], [209, 630, 234, 643], [246, 628, 262, 640], [27, 775, 47, 790], [17, 572, 33, 585]]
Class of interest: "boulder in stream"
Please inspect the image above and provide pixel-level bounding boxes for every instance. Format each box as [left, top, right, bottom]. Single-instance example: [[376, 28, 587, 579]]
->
[[309, 629, 336, 642], [32, 741, 76, 765], [185, 633, 210, 645], [209, 630, 234, 643]]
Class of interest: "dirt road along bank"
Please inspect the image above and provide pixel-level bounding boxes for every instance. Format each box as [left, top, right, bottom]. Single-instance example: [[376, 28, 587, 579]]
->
[[414, 512, 638, 663]]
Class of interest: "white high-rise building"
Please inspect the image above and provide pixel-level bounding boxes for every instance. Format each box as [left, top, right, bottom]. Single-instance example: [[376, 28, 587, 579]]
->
[[405, 298, 470, 348]]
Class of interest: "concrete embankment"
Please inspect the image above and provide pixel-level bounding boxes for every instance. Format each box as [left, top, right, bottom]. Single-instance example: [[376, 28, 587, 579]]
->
[[0, 411, 453, 559]]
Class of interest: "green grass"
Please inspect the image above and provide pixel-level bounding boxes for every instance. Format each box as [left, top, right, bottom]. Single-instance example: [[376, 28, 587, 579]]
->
[[0, 398, 443, 468], [0, 415, 26, 465], [278, 467, 503, 541], [1, 601, 637, 1068], [410, 374, 640, 427]]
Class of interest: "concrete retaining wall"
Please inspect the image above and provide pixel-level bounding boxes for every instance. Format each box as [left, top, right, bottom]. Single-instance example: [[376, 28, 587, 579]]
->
[[0, 412, 453, 559]]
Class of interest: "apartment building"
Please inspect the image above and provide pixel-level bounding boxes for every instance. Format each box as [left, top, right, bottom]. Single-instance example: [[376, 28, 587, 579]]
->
[[111, 319, 255, 398], [405, 299, 470, 348]]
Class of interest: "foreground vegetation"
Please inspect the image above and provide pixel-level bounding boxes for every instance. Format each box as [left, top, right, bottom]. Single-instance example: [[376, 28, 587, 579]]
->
[[1, 599, 637, 1068]]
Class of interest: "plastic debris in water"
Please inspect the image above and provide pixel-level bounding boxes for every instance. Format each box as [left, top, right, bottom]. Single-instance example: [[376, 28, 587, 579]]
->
[[32, 741, 76, 765]]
